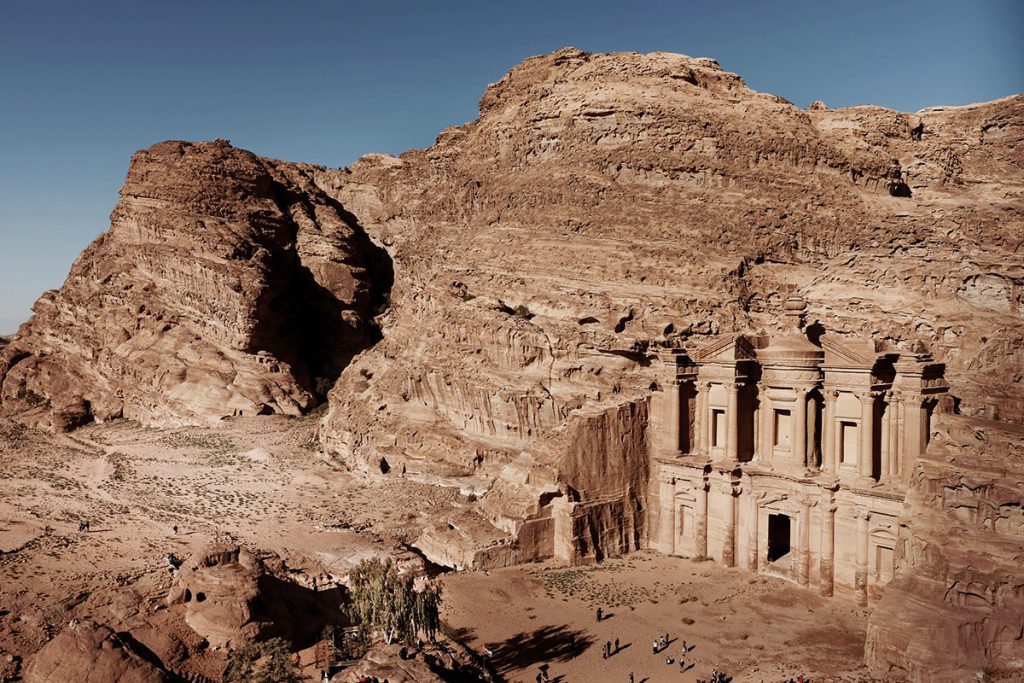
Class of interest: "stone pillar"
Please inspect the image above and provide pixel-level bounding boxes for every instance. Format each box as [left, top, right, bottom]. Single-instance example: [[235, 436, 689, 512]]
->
[[700, 383, 712, 456], [888, 394, 901, 481], [695, 481, 708, 558], [659, 477, 676, 554], [760, 390, 773, 466], [725, 382, 739, 462], [822, 390, 836, 472], [855, 510, 869, 607], [858, 392, 875, 480], [747, 495, 759, 572], [752, 396, 760, 462], [879, 392, 891, 484], [693, 382, 705, 455], [798, 498, 813, 587], [665, 381, 681, 453], [819, 503, 835, 597], [722, 484, 736, 567], [794, 389, 807, 468]]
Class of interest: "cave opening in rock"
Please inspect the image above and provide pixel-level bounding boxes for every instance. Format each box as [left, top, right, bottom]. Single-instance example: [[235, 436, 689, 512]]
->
[[767, 513, 791, 563]]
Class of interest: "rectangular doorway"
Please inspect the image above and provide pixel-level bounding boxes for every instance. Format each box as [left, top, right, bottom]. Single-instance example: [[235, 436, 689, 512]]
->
[[767, 513, 791, 562], [840, 421, 858, 464], [774, 409, 792, 449], [712, 409, 725, 448]]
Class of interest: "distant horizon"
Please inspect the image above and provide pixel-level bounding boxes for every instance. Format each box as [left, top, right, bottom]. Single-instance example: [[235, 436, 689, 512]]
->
[[1, 0, 1022, 335]]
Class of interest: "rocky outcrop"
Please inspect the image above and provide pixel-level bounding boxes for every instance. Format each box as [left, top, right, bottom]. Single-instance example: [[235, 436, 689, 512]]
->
[[312, 48, 1023, 567], [0, 139, 390, 430], [25, 620, 170, 683], [167, 544, 336, 650], [865, 414, 1024, 681]]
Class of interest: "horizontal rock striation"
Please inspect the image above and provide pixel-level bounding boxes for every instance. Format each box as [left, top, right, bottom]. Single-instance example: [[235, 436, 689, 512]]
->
[[313, 48, 1023, 569], [866, 415, 1024, 681], [0, 139, 390, 429]]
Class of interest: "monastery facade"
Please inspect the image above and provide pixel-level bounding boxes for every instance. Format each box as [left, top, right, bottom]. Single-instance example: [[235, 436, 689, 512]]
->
[[647, 297, 950, 604]]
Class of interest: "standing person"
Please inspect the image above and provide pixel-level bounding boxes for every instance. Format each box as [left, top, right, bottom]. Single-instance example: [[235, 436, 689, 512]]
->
[[628, 673, 634, 683], [597, 607, 603, 622], [652, 639, 659, 654], [614, 637, 619, 654]]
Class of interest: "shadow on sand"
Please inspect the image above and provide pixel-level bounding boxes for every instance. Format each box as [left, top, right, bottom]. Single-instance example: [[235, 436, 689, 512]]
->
[[485, 624, 593, 675]]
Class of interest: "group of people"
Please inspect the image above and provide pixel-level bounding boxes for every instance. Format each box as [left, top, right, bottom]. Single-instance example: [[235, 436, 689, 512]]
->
[[77, 520, 90, 533], [697, 670, 731, 683]]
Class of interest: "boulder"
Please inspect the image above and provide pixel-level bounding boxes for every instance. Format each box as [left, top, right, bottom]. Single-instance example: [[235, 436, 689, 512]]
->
[[25, 620, 170, 683]]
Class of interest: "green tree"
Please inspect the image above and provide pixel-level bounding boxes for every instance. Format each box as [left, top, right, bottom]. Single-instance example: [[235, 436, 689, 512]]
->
[[348, 557, 442, 645], [223, 637, 302, 683]]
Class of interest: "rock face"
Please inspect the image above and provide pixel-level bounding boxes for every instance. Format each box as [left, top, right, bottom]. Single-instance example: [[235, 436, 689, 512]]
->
[[310, 48, 1023, 568], [25, 620, 170, 683], [865, 414, 1024, 681], [166, 544, 328, 650], [0, 139, 391, 429]]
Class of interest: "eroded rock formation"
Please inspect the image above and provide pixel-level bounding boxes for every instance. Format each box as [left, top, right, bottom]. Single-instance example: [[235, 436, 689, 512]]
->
[[310, 48, 1022, 570], [0, 139, 390, 429], [25, 620, 170, 683], [865, 415, 1024, 681]]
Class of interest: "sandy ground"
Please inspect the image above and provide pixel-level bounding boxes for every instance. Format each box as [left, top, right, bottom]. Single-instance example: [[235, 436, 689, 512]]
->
[[442, 555, 871, 682], [1, 417, 872, 682]]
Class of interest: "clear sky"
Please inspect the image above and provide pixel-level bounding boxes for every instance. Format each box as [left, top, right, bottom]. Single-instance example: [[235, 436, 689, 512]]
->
[[1, 1, 1021, 334]]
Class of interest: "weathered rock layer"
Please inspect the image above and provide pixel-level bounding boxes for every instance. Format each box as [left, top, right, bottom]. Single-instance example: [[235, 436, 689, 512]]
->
[[0, 140, 390, 429]]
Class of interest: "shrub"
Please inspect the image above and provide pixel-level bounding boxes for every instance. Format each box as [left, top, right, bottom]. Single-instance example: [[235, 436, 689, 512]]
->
[[223, 637, 302, 683], [348, 557, 442, 645]]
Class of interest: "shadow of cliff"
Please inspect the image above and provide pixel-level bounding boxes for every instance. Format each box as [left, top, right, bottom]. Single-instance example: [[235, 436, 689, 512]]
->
[[250, 182, 393, 404], [256, 575, 349, 649], [484, 624, 593, 675]]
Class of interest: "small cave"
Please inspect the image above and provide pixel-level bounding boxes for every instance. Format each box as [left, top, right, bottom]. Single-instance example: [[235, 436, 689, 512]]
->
[[614, 309, 635, 334], [379, 457, 391, 475], [578, 316, 600, 325], [195, 592, 206, 603]]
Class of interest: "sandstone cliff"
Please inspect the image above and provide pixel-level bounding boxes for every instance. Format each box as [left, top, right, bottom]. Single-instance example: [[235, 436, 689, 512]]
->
[[0, 140, 391, 429], [2, 47, 1022, 678], [309, 48, 1022, 564], [866, 414, 1024, 681]]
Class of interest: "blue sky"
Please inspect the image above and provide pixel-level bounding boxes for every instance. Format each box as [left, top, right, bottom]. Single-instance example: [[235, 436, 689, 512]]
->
[[1, 0, 1021, 334]]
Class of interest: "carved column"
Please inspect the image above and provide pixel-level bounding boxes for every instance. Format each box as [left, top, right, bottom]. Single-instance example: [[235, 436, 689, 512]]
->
[[700, 383, 712, 456], [819, 503, 835, 597], [752, 392, 761, 462], [855, 510, 869, 607], [879, 391, 891, 484], [888, 393, 901, 481], [695, 480, 708, 558], [665, 381, 682, 453], [798, 497, 813, 587], [721, 483, 736, 567], [725, 382, 739, 462], [746, 495, 759, 572], [858, 392, 875, 480], [659, 477, 676, 554], [794, 388, 807, 467], [693, 382, 705, 455], [760, 389, 773, 466], [822, 389, 836, 472]]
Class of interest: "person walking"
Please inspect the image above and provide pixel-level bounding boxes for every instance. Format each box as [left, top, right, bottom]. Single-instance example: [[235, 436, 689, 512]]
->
[[614, 637, 620, 653], [597, 607, 603, 622]]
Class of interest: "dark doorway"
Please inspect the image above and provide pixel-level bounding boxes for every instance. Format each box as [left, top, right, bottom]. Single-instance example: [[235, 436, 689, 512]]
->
[[767, 513, 792, 562]]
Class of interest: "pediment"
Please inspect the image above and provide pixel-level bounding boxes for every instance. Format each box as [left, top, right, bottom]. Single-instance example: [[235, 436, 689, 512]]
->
[[694, 334, 756, 363], [821, 336, 876, 368]]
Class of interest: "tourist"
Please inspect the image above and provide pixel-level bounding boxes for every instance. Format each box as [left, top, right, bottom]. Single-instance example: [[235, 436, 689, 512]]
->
[[597, 606, 603, 622], [615, 637, 620, 653], [652, 639, 658, 654], [629, 673, 634, 683], [681, 639, 688, 654], [666, 656, 674, 665]]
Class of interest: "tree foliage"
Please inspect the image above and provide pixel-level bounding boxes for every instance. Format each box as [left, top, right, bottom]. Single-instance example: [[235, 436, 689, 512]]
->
[[223, 637, 302, 683], [348, 557, 442, 645]]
